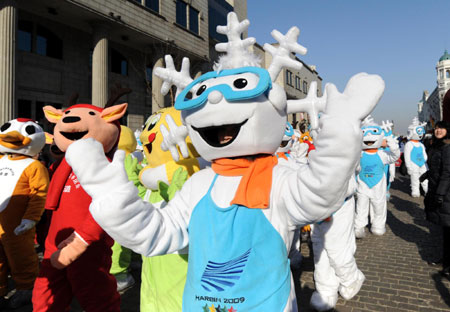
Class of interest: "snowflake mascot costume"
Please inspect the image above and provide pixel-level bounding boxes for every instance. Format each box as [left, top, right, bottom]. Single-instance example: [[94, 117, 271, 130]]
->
[[65, 13, 384, 311], [0, 119, 49, 308], [354, 116, 400, 238], [404, 117, 428, 197]]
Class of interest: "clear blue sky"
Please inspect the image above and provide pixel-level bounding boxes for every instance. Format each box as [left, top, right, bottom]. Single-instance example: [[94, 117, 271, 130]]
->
[[246, 0, 450, 134]]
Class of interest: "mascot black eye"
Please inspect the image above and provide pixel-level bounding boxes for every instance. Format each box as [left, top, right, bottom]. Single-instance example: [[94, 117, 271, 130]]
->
[[196, 85, 207, 96], [233, 78, 248, 89], [89, 111, 96, 116], [0, 122, 11, 132], [25, 125, 36, 135]]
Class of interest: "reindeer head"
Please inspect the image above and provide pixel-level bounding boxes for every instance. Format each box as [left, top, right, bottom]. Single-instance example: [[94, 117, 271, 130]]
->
[[43, 103, 127, 154]]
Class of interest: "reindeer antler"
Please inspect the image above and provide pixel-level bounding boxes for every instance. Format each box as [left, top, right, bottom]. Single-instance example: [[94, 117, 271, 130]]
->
[[105, 83, 132, 108], [264, 26, 307, 81], [286, 81, 326, 131], [67, 92, 79, 107], [154, 55, 193, 98]]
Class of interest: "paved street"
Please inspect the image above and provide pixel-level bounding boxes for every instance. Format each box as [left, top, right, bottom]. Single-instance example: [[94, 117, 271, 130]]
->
[[6, 171, 450, 311]]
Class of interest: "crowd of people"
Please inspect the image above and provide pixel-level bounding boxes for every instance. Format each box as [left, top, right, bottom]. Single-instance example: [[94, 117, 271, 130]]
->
[[0, 11, 448, 312]]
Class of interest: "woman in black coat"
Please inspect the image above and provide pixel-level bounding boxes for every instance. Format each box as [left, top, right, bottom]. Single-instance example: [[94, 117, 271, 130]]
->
[[423, 121, 450, 278]]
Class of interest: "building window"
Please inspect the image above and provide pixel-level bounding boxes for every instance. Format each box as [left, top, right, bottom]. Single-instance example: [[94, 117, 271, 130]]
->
[[176, 0, 187, 28], [446, 70, 450, 79], [17, 20, 62, 59], [440, 69, 444, 80], [18, 20, 32, 52], [189, 6, 199, 34], [111, 49, 128, 76], [145, 0, 159, 12], [146, 66, 153, 82], [303, 81, 308, 94], [295, 76, 301, 90], [286, 70, 293, 86], [17, 99, 32, 119], [36, 25, 63, 59], [176, 0, 200, 35]]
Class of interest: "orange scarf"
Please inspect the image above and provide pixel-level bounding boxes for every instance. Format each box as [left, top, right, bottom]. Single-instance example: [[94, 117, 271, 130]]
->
[[211, 155, 278, 209]]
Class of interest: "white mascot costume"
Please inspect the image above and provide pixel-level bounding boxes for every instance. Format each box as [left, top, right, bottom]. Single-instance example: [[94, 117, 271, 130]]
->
[[355, 116, 400, 238], [64, 13, 384, 311], [310, 176, 365, 311], [404, 117, 428, 197]]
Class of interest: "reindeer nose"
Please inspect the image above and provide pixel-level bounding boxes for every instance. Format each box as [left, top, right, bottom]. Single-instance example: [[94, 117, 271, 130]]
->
[[62, 116, 81, 123], [207, 91, 223, 104]]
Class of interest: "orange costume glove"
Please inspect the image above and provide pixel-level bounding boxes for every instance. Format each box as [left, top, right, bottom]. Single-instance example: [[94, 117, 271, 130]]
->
[[50, 232, 89, 269]]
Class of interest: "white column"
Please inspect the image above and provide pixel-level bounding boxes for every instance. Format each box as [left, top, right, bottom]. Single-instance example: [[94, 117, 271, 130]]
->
[[152, 57, 164, 112], [92, 24, 108, 108], [0, 0, 16, 124]]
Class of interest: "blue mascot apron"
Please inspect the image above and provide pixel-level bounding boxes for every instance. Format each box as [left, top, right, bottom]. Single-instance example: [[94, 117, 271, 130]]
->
[[359, 152, 384, 189], [184, 174, 291, 311], [411, 145, 425, 167]]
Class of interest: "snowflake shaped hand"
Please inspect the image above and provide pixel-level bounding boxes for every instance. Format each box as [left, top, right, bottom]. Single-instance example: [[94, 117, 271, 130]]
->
[[154, 55, 193, 98], [160, 114, 189, 161], [381, 120, 394, 135], [264, 26, 307, 81], [287, 81, 326, 131]]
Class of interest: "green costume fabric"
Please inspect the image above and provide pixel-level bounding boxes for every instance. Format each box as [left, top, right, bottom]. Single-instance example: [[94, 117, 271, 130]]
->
[[110, 155, 145, 276], [141, 167, 189, 312]]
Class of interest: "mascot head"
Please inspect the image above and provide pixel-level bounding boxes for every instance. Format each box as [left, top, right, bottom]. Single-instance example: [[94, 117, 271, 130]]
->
[[276, 122, 295, 153], [361, 115, 385, 150], [407, 117, 426, 141], [0, 119, 45, 157]]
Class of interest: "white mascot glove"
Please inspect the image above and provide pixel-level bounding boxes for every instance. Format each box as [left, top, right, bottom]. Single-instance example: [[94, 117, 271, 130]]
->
[[14, 219, 36, 236], [290, 141, 309, 164], [324, 73, 385, 124], [160, 115, 189, 161], [65, 138, 130, 200]]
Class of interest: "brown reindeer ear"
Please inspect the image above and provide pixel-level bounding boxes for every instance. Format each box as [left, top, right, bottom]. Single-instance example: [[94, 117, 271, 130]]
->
[[43, 106, 64, 123], [101, 103, 128, 122]]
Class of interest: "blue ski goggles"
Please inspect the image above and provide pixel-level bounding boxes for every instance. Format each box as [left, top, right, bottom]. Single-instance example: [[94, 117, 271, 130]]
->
[[416, 127, 425, 135], [175, 66, 272, 111], [362, 126, 383, 137]]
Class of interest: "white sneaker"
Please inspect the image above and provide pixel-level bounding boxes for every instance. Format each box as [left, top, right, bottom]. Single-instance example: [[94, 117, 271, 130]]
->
[[339, 270, 365, 300], [8, 289, 32, 309], [355, 227, 366, 239], [116, 273, 135, 292], [310, 291, 338, 311]]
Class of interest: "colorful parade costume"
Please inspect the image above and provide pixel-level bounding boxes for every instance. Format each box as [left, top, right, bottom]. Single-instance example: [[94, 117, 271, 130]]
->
[[65, 13, 385, 311], [404, 117, 428, 197], [355, 117, 400, 237], [138, 107, 205, 312], [32, 102, 127, 312], [0, 119, 49, 308]]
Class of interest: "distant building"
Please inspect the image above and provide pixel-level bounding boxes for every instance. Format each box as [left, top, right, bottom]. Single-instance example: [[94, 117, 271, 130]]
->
[[0, 0, 246, 131], [418, 50, 450, 129]]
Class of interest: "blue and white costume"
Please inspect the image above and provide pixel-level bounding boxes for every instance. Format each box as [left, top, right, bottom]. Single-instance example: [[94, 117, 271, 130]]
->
[[404, 118, 428, 197], [65, 13, 385, 311], [355, 118, 400, 237]]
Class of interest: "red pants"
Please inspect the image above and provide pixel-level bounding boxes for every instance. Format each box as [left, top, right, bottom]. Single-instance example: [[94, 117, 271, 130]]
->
[[33, 244, 120, 312]]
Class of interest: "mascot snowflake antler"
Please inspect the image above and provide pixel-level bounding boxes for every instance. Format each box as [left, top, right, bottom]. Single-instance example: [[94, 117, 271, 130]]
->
[[64, 12, 385, 311]]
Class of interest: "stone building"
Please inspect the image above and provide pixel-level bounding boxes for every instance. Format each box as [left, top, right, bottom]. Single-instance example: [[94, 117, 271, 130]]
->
[[418, 50, 450, 129], [0, 0, 241, 131]]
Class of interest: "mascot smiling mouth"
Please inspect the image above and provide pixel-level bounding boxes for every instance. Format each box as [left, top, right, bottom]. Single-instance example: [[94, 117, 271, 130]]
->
[[364, 140, 375, 146], [192, 119, 248, 148], [60, 131, 89, 141]]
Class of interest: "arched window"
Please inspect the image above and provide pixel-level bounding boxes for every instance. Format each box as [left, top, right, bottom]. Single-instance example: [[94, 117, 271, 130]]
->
[[111, 49, 128, 76], [446, 70, 450, 78]]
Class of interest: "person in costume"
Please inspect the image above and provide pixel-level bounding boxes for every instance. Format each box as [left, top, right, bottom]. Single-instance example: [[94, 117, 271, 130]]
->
[[0, 119, 49, 309], [354, 116, 400, 238], [64, 12, 384, 311], [138, 107, 206, 312], [310, 175, 365, 311], [32, 99, 127, 312], [404, 117, 428, 197], [379, 120, 396, 199]]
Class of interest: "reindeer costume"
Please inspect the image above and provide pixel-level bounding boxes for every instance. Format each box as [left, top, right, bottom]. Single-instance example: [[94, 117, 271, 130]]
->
[[64, 13, 385, 311], [32, 93, 128, 312]]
